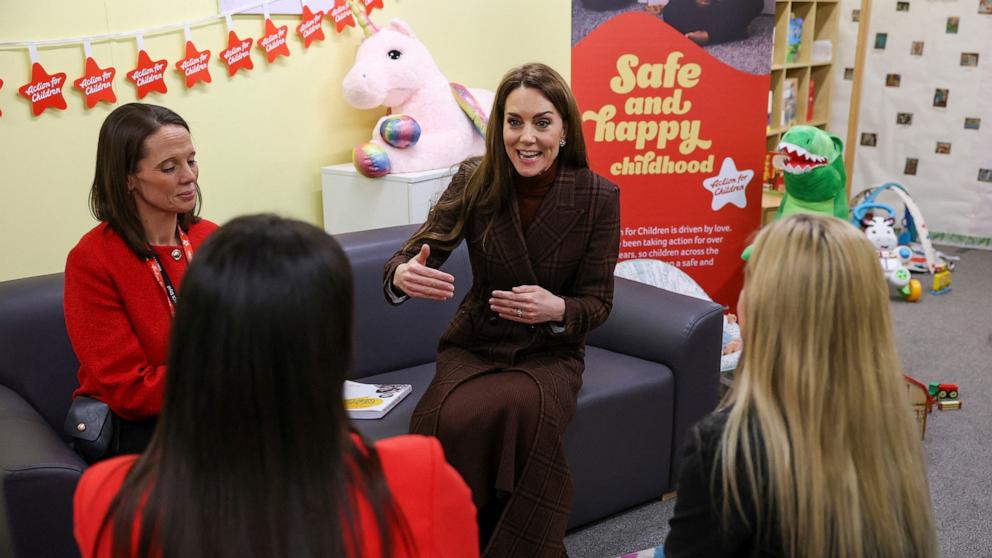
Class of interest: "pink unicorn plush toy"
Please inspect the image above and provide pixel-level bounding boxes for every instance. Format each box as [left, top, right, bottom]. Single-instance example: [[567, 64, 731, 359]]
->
[[342, 1, 495, 177]]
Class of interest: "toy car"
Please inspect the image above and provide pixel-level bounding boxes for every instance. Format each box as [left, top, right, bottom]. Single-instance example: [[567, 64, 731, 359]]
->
[[928, 382, 959, 400]]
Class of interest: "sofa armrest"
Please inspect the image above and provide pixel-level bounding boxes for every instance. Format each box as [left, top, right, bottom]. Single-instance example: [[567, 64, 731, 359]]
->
[[586, 277, 724, 488], [1, 385, 84, 558]]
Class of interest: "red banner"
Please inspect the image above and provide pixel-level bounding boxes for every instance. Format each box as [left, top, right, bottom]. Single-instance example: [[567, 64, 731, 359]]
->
[[573, 12, 767, 309]]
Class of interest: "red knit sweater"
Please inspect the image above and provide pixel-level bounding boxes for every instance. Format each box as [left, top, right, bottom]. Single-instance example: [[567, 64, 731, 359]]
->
[[64, 220, 218, 421]]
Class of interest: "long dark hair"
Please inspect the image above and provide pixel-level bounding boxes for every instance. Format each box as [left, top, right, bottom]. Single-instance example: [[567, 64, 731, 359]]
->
[[96, 214, 408, 558], [403, 62, 588, 252], [90, 102, 202, 258]]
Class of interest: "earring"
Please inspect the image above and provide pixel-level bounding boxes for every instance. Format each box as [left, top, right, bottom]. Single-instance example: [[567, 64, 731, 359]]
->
[[559, 138, 566, 147]]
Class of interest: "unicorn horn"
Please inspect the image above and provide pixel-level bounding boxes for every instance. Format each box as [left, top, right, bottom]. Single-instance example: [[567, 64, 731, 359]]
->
[[348, 0, 379, 37]]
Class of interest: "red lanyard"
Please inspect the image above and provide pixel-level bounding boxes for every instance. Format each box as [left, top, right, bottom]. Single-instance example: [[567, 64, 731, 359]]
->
[[146, 227, 194, 317]]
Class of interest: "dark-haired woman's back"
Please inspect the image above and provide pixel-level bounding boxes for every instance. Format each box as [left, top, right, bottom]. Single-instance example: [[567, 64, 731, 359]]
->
[[74, 434, 477, 558]]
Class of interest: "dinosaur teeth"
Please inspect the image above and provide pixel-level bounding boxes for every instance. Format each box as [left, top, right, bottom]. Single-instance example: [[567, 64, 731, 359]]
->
[[775, 141, 828, 172]]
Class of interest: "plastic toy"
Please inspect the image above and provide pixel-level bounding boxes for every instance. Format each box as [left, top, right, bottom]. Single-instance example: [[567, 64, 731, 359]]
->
[[928, 382, 959, 401], [858, 209, 922, 302], [341, 0, 495, 178], [930, 264, 952, 295], [937, 400, 962, 411], [903, 375, 933, 439], [850, 182, 959, 274]]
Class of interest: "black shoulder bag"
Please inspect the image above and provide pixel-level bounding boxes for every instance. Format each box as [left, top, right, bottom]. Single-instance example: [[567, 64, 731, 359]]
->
[[64, 396, 118, 463]]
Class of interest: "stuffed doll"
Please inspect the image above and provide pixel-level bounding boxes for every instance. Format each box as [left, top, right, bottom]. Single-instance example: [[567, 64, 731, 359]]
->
[[742, 125, 847, 259], [342, 1, 495, 177]]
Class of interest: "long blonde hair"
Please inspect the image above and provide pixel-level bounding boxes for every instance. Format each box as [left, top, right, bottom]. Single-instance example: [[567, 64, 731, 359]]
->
[[720, 213, 937, 557]]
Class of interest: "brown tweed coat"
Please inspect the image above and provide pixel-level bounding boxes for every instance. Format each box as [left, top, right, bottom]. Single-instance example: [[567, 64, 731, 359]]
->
[[384, 161, 620, 557]]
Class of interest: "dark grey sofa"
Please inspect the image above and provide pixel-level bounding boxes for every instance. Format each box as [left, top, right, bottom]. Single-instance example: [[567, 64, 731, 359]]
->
[[0, 223, 722, 558]]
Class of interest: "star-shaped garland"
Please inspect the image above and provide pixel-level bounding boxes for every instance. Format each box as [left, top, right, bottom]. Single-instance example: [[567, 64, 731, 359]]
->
[[297, 6, 326, 48], [126, 50, 168, 98], [175, 41, 212, 88], [329, 0, 356, 32], [18, 62, 68, 116], [219, 31, 254, 76], [258, 18, 290, 63], [362, 0, 384, 14], [0, 78, 4, 117], [73, 57, 117, 108]]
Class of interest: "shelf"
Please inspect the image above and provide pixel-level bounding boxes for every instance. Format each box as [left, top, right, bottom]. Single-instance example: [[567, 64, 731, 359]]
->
[[766, 0, 838, 147]]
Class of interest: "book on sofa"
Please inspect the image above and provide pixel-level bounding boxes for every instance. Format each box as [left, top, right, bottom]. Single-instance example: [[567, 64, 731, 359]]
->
[[344, 380, 412, 419]]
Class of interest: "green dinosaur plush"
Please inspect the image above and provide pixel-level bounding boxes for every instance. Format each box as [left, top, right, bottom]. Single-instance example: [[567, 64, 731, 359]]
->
[[742, 125, 847, 259], [775, 125, 847, 219]]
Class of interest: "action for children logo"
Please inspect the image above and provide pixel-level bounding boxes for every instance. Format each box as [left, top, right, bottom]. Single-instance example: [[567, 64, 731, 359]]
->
[[702, 158, 752, 210]]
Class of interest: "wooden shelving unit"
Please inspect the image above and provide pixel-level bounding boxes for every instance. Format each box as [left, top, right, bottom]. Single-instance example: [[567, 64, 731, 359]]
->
[[766, 0, 840, 154]]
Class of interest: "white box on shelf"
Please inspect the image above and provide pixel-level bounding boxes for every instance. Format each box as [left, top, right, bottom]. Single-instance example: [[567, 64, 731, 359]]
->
[[812, 40, 832, 63], [321, 164, 456, 234]]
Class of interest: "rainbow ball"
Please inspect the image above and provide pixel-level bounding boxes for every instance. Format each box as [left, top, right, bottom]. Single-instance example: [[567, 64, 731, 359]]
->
[[379, 115, 421, 149], [353, 142, 391, 178]]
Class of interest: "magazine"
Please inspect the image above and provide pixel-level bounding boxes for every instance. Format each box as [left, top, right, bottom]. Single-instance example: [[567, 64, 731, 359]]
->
[[344, 380, 412, 419]]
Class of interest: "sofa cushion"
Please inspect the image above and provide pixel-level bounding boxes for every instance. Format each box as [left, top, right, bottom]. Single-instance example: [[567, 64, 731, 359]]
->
[[0, 273, 80, 435], [335, 225, 473, 379], [0, 384, 85, 558]]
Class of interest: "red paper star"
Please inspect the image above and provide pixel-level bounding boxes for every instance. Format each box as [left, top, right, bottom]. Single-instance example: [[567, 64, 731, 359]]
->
[[175, 41, 212, 89], [126, 50, 168, 99], [258, 18, 290, 63], [18, 62, 68, 116], [0, 78, 4, 117], [329, 0, 355, 33], [219, 31, 254, 76], [73, 57, 117, 109], [297, 6, 326, 48], [363, 0, 384, 14]]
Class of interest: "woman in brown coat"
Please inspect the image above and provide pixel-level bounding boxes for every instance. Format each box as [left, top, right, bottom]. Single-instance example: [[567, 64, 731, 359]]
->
[[383, 63, 620, 557]]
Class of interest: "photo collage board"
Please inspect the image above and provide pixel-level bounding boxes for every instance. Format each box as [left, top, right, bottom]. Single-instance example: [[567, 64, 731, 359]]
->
[[829, 0, 992, 249]]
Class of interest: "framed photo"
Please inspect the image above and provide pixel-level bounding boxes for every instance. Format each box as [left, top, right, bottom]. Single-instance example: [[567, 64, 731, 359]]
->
[[911, 41, 924, 56], [978, 169, 992, 183], [933, 88, 949, 108], [961, 52, 979, 67], [904, 158, 919, 176], [843, 67, 854, 80], [885, 74, 902, 87], [964, 117, 982, 130], [946, 17, 960, 33], [860, 133, 878, 147], [897, 112, 913, 125], [875, 32, 888, 49], [935, 142, 952, 154], [980, 0, 992, 14], [852, 9, 861, 21], [897, 2, 910, 11]]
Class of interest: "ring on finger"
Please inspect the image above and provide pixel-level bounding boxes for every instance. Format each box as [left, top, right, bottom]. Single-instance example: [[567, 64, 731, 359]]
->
[[516, 308, 523, 318]]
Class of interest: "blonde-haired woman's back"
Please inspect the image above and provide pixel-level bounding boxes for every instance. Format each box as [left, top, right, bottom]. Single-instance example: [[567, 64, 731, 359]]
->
[[664, 213, 937, 558]]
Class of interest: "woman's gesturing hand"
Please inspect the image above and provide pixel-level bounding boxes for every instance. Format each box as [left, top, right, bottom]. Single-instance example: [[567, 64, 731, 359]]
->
[[490, 285, 565, 324], [393, 244, 456, 301]]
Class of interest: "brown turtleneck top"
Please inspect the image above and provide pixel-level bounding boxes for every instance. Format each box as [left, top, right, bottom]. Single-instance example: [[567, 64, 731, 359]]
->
[[513, 158, 559, 234]]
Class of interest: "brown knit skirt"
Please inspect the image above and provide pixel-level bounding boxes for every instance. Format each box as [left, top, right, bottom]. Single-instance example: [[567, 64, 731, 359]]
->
[[410, 346, 583, 557]]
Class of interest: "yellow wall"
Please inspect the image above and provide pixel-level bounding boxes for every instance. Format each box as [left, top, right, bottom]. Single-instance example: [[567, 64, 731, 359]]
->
[[0, 0, 570, 281]]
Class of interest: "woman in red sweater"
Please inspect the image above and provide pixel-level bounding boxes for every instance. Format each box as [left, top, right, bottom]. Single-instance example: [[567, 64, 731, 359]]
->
[[64, 103, 217, 458], [73, 215, 478, 558]]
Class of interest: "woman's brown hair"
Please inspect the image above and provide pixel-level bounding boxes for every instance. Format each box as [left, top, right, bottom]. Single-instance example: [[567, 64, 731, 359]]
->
[[90, 103, 201, 258], [403, 62, 588, 252]]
